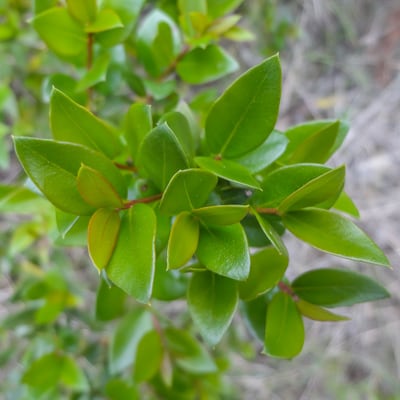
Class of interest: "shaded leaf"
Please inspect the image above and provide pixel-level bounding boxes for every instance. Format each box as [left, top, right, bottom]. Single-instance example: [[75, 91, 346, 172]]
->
[[241, 294, 268, 342], [95, 278, 127, 321], [192, 204, 249, 225]]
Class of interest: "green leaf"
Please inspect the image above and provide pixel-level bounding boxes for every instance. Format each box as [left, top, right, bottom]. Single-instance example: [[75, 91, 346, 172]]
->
[[205, 55, 281, 158], [177, 45, 238, 84], [164, 327, 217, 374], [239, 247, 288, 301], [333, 191, 360, 218], [233, 131, 288, 173], [278, 165, 345, 213], [283, 208, 390, 267], [292, 268, 390, 307], [105, 379, 139, 400], [138, 123, 189, 190], [50, 88, 122, 159], [124, 103, 152, 161], [192, 204, 249, 225], [109, 308, 153, 374], [197, 223, 250, 281], [167, 212, 199, 269], [241, 295, 268, 342], [95, 278, 127, 321], [195, 156, 260, 189], [107, 204, 156, 303], [207, 0, 243, 18], [60, 355, 89, 391], [55, 211, 89, 246], [133, 330, 163, 383], [296, 299, 349, 321], [13, 137, 126, 215], [66, 0, 97, 23], [252, 210, 287, 256], [76, 53, 111, 92], [0, 184, 48, 214], [85, 9, 123, 33], [188, 271, 238, 345], [32, 8, 86, 57], [88, 209, 121, 272], [263, 292, 304, 358], [252, 163, 331, 208], [77, 164, 123, 208], [159, 169, 217, 215]]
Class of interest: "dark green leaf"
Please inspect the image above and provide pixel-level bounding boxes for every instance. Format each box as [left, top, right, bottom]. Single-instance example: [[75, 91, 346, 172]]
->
[[159, 168, 217, 215], [95, 278, 127, 321], [188, 271, 238, 345], [109, 308, 153, 374], [50, 88, 122, 159], [195, 156, 260, 189], [107, 204, 156, 303], [296, 299, 349, 321], [88, 209, 121, 272], [292, 268, 390, 307], [192, 204, 249, 225], [138, 123, 189, 190], [197, 223, 250, 281], [263, 292, 304, 358], [283, 208, 390, 267], [239, 247, 288, 301], [167, 212, 199, 269], [205, 55, 281, 158], [177, 45, 238, 84], [241, 295, 268, 342]]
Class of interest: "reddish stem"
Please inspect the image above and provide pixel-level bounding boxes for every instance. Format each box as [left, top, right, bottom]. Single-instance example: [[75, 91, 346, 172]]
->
[[114, 162, 137, 172], [157, 45, 191, 81], [256, 207, 280, 215], [278, 281, 299, 301], [121, 193, 162, 210]]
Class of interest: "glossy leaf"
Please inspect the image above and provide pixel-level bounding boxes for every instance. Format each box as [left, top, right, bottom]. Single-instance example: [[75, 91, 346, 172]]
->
[[296, 299, 349, 321], [107, 204, 156, 303], [278, 165, 345, 213], [32, 8, 86, 57], [124, 103, 152, 160], [109, 308, 153, 374], [50, 88, 122, 159], [77, 165, 123, 208], [138, 123, 189, 190], [167, 212, 199, 269], [88, 209, 121, 272], [66, 0, 97, 23], [292, 268, 390, 307], [177, 45, 238, 84], [233, 131, 288, 173], [164, 327, 217, 374], [205, 55, 281, 158], [188, 271, 238, 345], [283, 208, 390, 267], [95, 278, 127, 321], [239, 247, 288, 301], [263, 292, 304, 358], [85, 9, 123, 33], [159, 168, 217, 215], [195, 156, 260, 189], [192, 204, 249, 225], [133, 330, 163, 383], [13, 137, 126, 215], [197, 223, 250, 281]]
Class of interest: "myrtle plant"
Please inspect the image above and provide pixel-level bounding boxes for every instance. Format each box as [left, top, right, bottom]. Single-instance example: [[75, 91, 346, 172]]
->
[[2, 0, 391, 398]]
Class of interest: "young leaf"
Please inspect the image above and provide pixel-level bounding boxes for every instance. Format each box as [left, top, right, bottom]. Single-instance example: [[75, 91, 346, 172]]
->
[[88, 209, 121, 272], [292, 268, 390, 307], [233, 131, 288, 173], [177, 44, 238, 84], [13, 137, 126, 215], [66, 0, 97, 23], [77, 165, 123, 208], [263, 292, 304, 359], [196, 223, 250, 281], [167, 212, 199, 269], [188, 271, 238, 345], [296, 299, 349, 321], [283, 208, 390, 267], [192, 204, 249, 226], [50, 88, 122, 159], [85, 9, 123, 33], [124, 103, 152, 161], [205, 55, 281, 158], [138, 123, 189, 190], [159, 169, 217, 215], [278, 165, 345, 213], [109, 308, 153, 374], [195, 156, 260, 189], [107, 204, 156, 303], [239, 247, 288, 301], [32, 8, 86, 57]]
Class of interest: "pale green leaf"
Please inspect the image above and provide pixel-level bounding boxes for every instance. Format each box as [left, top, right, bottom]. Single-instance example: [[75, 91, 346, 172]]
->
[[296, 299, 349, 321]]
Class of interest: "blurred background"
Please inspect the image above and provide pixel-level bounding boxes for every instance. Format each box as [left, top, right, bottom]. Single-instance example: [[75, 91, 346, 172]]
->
[[1, 0, 399, 399]]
